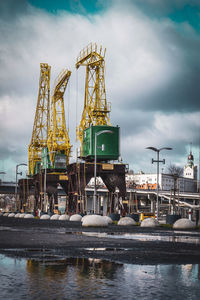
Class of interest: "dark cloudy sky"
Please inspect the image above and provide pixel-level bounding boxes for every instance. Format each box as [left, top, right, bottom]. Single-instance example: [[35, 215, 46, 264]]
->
[[0, 0, 200, 181]]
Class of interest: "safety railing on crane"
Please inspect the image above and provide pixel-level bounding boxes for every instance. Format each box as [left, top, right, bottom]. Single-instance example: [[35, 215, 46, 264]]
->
[[76, 42, 106, 67], [93, 100, 111, 114]]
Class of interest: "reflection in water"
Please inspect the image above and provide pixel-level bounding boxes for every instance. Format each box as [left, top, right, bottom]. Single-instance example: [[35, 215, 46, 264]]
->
[[83, 232, 200, 244], [25, 257, 122, 299], [1, 255, 200, 300], [26, 257, 121, 279]]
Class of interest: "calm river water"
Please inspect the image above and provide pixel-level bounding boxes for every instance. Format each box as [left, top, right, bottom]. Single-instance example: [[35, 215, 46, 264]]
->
[[0, 254, 200, 300]]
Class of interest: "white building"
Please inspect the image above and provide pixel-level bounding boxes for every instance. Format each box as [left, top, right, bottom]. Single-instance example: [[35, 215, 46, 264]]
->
[[126, 172, 196, 193], [126, 151, 198, 193]]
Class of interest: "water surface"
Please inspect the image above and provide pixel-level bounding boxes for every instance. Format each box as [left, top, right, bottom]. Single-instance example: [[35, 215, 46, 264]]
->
[[0, 255, 200, 299], [83, 231, 200, 244]]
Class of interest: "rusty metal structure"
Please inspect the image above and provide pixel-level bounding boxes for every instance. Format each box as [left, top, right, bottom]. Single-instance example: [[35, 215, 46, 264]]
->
[[67, 162, 127, 213], [18, 173, 68, 213], [19, 160, 127, 214]]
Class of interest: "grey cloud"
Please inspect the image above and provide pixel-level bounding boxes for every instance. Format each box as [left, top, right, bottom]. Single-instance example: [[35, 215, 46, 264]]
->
[[134, 71, 200, 113], [0, 0, 29, 20], [111, 20, 200, 114], [112, 108, 153, 136]]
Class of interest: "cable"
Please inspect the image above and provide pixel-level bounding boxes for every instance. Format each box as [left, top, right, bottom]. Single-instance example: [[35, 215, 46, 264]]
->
[[67, 75, 70, 131], [76, 69, 78, 133]]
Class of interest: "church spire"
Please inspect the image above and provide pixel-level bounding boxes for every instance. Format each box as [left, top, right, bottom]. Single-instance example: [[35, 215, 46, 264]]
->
[[187, 144, 194, 167]]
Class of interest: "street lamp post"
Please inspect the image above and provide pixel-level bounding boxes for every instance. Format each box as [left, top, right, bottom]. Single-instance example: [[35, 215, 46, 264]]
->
[[15, 164, 27, 210], [146, 147, 172, 219], [94, 130, 113, 214]]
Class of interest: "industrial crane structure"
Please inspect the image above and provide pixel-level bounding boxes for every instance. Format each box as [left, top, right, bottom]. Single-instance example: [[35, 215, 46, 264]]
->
[[28, 63, 51, 176], [20, 44, 127, 214], [76, 43, 110, 142], [76, 43, 119, 161], [76, 44, 110, 145], [28, 65, 71, 175], [47, 69, 72, 169]]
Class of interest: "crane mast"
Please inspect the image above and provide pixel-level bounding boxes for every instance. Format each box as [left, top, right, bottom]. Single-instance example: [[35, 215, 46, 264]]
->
[[28, 63, 51, 175], [76, 43, 111, 147], [47, 69, 72, 168]]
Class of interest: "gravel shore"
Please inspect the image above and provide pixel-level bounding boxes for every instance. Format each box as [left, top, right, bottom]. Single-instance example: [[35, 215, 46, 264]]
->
[[1, 216, 200, 265]]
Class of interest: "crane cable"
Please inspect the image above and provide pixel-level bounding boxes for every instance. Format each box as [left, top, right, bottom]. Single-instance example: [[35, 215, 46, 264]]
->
[[76, 69, 78, 139], [67, 75, 70, 132], [84, 163, 87, 213]]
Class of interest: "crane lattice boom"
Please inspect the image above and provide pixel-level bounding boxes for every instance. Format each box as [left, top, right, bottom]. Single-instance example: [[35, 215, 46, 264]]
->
[[76, 43, 111, 146], [47, 69, 72, 167], [28, 63, 51, 175]]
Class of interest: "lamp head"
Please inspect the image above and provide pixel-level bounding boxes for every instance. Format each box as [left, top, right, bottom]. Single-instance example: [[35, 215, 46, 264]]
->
[[160, 147, 173, 151], [146, 147, 158, 152], [17, 163, 28, 167]]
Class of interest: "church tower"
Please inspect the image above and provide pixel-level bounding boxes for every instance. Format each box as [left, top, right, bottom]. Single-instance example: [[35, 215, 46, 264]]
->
[[184, 150, 197, 180]]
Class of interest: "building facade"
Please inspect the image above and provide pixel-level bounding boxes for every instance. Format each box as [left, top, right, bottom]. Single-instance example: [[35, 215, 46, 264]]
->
[[126, 151, 198, 193]]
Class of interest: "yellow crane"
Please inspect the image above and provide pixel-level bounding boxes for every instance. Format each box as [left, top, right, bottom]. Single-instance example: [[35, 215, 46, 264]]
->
[[47, 69, 72, 168], [28, 63, 51, 175], [76, 43, 111, 148]]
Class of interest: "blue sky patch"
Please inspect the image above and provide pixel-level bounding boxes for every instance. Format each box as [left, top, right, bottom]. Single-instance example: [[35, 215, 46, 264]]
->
[[29, 0, 109, 15], [168, 5, 200, 31]]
